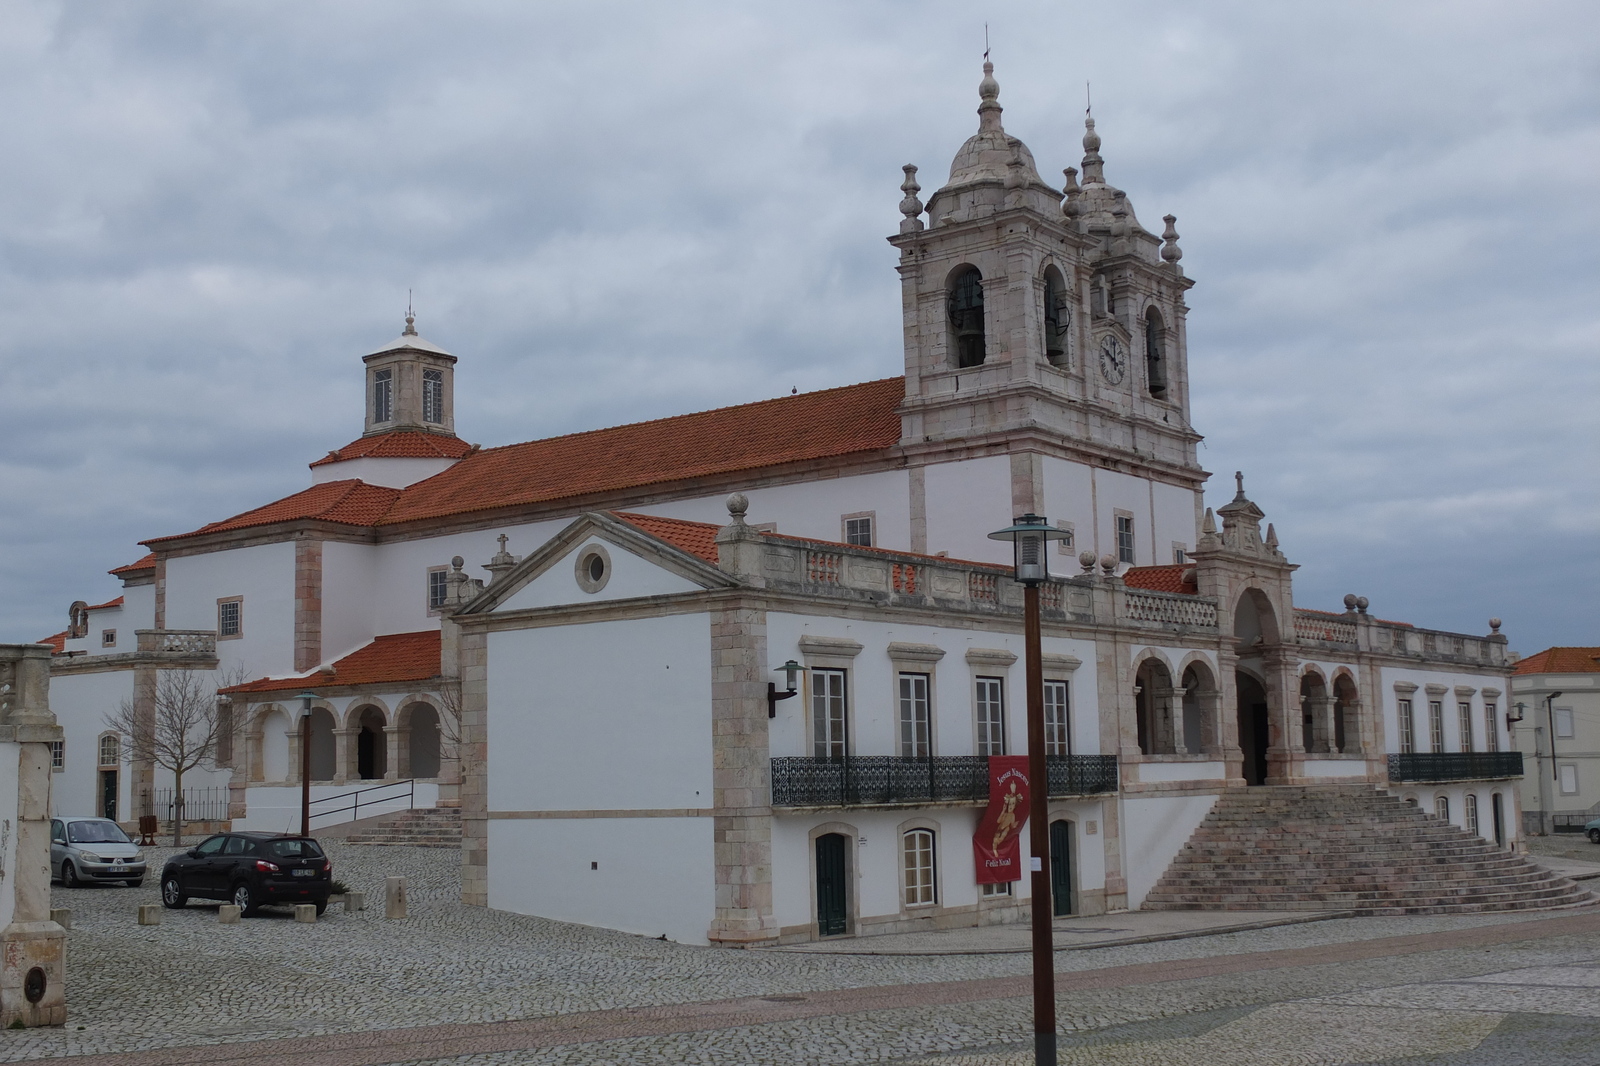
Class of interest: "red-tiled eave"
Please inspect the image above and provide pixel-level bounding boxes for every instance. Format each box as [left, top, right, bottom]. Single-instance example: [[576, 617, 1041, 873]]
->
[[87, 597, 124, 611], [145, 480, 403, 545], [220, 631, 442, 695], [1515, 646, 1600, 676], [109, 553, 155, 576], [377, 377, 905, 526], [1124, 563, 1198, 595], [612, 513, 722, 564], [310, 431, 477, 468], [38, 631, 67, 655]]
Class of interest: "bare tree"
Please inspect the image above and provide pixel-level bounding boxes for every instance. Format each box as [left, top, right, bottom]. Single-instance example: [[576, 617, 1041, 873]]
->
[[105, 667, 244, 846]]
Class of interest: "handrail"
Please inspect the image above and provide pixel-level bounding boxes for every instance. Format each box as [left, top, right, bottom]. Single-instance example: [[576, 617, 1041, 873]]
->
[[308, 778, 416, 826]]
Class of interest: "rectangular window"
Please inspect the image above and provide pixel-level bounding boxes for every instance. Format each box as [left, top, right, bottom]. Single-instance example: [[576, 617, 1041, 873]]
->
[[372, 368, 393, 423], [1115, 514, 1135, 565], [976, 677, 1006, 755], [980, 881, 1012, 897], [217, 598, 242, 639], [49, 740, 63, 771], [422, 368, 444, 424], [1560, 763, 1579, 795], [1428, 700, 1445, 753], [1555, 707, 1575, 738], [843, 514, 873, 547], [1044, 679, 1071, 756], [811, 668, 848, 759], [1484, 704, 1499, 752], [1458, 702, 1474, 753], [1055, 522, 1075, 554], [1172, 545, 1188, 565], [898, 673, 930, 758], [427, 568, 449, 611], [100, 629, 116, 648], [902, 829, 936, 907], [1398, 698, 1415, 754]]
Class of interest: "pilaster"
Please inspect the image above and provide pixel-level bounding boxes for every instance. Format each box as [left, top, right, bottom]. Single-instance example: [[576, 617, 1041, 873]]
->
[[293, 538, 323, 673], [457, 628, 489, 907]]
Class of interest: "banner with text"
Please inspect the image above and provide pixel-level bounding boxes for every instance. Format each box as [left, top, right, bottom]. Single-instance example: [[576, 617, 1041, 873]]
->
[[973, 755, 1030, 884]]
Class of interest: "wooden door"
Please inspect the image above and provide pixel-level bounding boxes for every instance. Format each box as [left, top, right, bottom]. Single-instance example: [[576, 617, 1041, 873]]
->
[[1050, 819, 1073, 917], [815, 833, 848, 936]]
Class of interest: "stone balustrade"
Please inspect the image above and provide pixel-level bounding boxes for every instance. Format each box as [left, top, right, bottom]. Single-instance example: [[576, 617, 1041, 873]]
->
[[1124, 588, 1219, 629], [135, 630, 218, 655], [1294, 610, 1358, 646]]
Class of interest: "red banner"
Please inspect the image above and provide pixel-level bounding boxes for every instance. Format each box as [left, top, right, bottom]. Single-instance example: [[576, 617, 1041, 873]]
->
[[973, 755, 1030, 884]]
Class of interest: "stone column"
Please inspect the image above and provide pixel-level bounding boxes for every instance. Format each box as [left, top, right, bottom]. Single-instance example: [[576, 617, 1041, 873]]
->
[[1215, 648, 1245, 786], [1262, 648, 1304, 784], [457, 628, 489, 907], [383, 724, 403, 780], [332, 728, 354, 785], [1306, 695, 1335, 755], [130, 666, 157, 816], [1155, 686, 1183, 754]]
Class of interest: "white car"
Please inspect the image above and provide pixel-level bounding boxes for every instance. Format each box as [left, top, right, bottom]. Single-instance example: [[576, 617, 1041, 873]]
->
[[50, 817, 146, 888]]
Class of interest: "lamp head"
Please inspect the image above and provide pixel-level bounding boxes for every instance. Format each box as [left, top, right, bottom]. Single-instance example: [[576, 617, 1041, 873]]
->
[[776, 659, 802, 693], [296, 692, 318, 716], [987, 513, 1069, 585]]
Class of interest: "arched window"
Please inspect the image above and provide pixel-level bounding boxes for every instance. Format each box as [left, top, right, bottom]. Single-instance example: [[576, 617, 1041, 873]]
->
[[948, 268, 986, 368], [902, 829, 936, 907], [1042, 269, 1071, 367], [1434, 795, 1450, 822], [98, 734, 120, 767], [1466, 793, 1480, 837], [1144, 307, 1168, 399]]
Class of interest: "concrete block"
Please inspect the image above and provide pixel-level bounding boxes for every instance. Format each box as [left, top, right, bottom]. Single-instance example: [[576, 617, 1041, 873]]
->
[[48, 909, 69, 931], [344, 891, 366, 913], [294, 904, 317, 923], [137, 905, 161, 926], [385, 876, 408, 919], [218, 905, 241, 924]]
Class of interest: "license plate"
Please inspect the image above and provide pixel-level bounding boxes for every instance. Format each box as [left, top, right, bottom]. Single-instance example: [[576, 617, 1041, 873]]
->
[[292, 868, 315, 878]]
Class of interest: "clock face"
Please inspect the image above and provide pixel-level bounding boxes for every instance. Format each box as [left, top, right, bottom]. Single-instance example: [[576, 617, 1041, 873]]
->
[[1098, 336, 1127, 384]]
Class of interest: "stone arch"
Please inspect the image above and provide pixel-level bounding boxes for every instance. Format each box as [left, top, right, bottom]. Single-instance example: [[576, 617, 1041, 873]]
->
[[1299, 667, 1331, 753], [1331, 669, 1361, 754], [398, 700, 442, 779], [305, 707, 337, 782], [1041, 263, 1072, 367], [946, 264, 986, 368], [1235, 668, 1270, 785], [1178, 655, 1220, 754], [1133, 652, 1180, 755], [1233, 588, 1281, 647], [347, 704, 389, 781]]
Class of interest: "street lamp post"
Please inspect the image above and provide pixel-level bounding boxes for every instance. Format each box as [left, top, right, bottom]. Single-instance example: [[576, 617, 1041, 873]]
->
[[988, 514, 1070, 1066], [1545, 691, 1564, 782], [297, 693, 317, 837]]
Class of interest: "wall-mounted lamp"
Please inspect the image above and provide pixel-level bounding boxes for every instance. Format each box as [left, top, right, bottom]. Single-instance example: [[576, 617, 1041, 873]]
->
[[1508, 701, 1527, 728], [767, 660, 802, 718]]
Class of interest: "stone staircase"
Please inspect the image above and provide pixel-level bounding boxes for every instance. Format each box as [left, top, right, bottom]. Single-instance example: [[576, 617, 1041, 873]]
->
[[1144, 785, 1597, 915], [339, 807, 462, 848]]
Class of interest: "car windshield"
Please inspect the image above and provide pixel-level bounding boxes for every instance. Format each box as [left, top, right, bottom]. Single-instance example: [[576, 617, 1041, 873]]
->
[[265, 839, 324, 859], [67, 820, 129, 844]]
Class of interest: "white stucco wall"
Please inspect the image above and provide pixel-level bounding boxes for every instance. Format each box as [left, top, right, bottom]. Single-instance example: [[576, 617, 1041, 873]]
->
[[1380, 664, 1512, 755], [310, 456, 459, 488], [922, 456, 1014, 566], [235, 782, 438, 833], [1120, 792, 1220, 907], [321, 541, 378, 662], [165, 543, 296, 676], [45, 670, 134, 818], [366, 520, 567, 637], [638, 469, 912, 552], [1050, 460, 1197, 570], [496, 537, 702, 613]]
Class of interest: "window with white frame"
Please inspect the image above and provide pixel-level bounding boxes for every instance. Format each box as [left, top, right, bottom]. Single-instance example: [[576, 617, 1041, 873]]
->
[[217, 597, 242, 639], [1115, 514, 1135, 565], [1428, 700, 1445, 753], [898, 673, 930, 758], [98, 734, 119, 767], [1458, 701, 1474, 753], [1434, 794, 1449, 821], [975, 677, 1006, 755], [1055, 522, 1075, 554], [1555, 707, 1575, 739], [1044, 679, 1070, 756], [422, 369, 444, 424], [372, 367, 393, 423], [902, 829, 936, 907], [1398, 698, 1415, 754], [1484, 704, 1499, 752], [981, 881, 1012, 897], [812, 669, 848, 759], [1172, 544, 1188, 565], [427, 567, 450, 611], [843, 513, 874, 547], [1466, 793, 1480, 837], [1560, 763, 1579, 795], [49, 740, 63, 771]]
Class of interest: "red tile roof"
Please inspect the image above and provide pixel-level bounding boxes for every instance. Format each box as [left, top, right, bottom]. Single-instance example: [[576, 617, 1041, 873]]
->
[[220, 631, 442, 694], [1514, 647, 1600, 676], [109, 553, 156, 576], [1124, 563, 1198, 595], [310, 431, 477, 468], [613, 513, 722, 564], [87, 597, 124, 611], [38, 631, 67, 654], [145, 480, 403, 544], [151, 378, 906, 545]]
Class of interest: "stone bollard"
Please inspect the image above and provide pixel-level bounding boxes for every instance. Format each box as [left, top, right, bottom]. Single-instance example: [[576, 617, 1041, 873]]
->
[[384, 876, 407, 919], [344, 891, 366, 913], [294, 904, 317, 923], [218, 905, 241, 924], [48, 909, 70, 931], [137, 904, 161, 926]]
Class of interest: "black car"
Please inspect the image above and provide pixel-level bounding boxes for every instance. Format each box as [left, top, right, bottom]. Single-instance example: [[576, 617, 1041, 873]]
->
[[160, 832, 333, 916]]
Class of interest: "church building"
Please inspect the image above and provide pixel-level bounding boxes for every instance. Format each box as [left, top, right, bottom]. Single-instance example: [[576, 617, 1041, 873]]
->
[[40, 65, 1561, 944]]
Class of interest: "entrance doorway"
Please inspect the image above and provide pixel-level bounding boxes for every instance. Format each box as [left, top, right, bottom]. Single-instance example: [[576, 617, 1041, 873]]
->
[[815, 833, 848, 936], [1049, 819, 1074, 917], [99, 769, 118, 821], [1237, 672, 1270, 786], [1492, 793, 1505, 847], [355, 707, 387, 780]]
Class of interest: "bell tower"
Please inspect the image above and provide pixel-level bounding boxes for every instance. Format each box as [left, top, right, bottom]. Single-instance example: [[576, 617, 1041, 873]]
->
[[887, 64, 1205, 515], [362, 311, 459, 438]]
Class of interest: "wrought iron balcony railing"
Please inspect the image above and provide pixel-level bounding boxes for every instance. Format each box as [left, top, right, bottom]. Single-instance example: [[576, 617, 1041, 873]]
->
[[1387, 751, 1523, 783], [769, 754, 1118, 808]]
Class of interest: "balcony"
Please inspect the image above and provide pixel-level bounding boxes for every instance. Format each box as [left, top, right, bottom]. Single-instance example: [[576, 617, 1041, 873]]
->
[[770, 754, 1118, 809], [1387, 752, 1523, 783]]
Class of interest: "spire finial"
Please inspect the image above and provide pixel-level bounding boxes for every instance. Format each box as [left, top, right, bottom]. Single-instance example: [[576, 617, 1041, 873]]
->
[[1234, 471, 1246, 500], [1061, 166, 1082, 219], [1161, 214, 1183, 269], [899, 164, 924, 233], [977, 48, 1002, 132], [403, 289, 417, 336], [1081, 103, 1105, 184]]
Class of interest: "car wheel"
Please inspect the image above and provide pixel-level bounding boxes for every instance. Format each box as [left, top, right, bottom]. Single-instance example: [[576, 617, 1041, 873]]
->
[[231, 881, 257, 916], [125, 879, 144, 889], [160, 876, 187, 909], [61, 862, 80, 889], [1589, 828, 1600, 845], [314, 898, 328, 916]]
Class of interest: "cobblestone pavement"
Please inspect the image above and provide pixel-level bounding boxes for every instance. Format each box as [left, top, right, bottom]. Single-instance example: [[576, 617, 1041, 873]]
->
[[6, 842, 1600, 1064]]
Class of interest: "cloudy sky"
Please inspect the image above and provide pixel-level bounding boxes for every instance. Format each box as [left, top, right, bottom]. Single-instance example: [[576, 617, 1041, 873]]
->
[[1, 0, 1595, 653]]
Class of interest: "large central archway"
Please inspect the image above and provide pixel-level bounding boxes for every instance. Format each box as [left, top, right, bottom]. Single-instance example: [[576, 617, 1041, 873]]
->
[[1237, 672, 1270, 785]]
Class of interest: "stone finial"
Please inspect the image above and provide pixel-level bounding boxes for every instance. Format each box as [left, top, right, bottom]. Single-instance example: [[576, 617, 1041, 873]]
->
[[1264, 523, 1279, 551], [1343, 593, 1358, 611], [1081, 114, 1105, 184], [978, 60, 1002, 132], [898, 165, 924, 233], [1201, 507, 1217, 535], [1078, 549, 1098, 574], [1489, 617, 1502, 634], [484, 534, 519, 584], [1233, 471, 1246, 500], [725, 492, 749, 525], [1161, 214, 1183, 269], [1099, 554, 1118, 576], [1061, 167, 1082, 219], [1356, 596, 1369, 613]]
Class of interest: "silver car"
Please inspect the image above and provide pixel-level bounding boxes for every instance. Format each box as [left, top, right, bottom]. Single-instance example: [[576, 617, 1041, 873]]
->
[[50, 817, 146, 887]]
